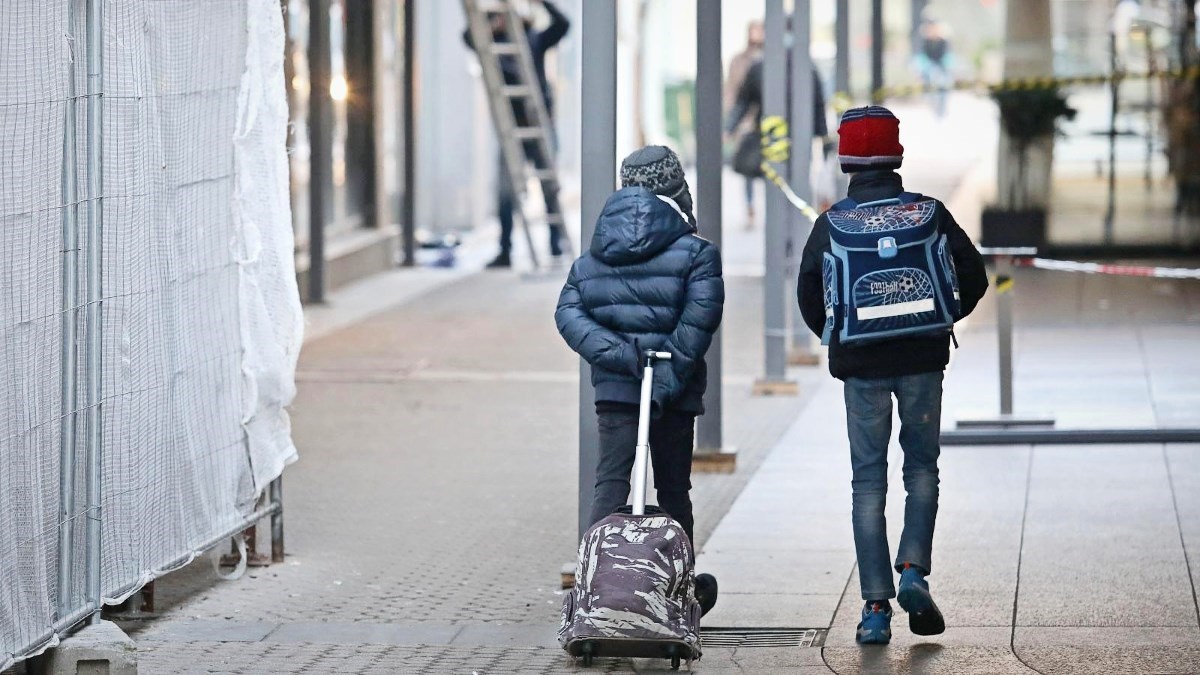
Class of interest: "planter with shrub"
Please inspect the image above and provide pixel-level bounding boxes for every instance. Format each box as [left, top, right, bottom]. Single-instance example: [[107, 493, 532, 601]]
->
[[981, 85, 1076, 247]]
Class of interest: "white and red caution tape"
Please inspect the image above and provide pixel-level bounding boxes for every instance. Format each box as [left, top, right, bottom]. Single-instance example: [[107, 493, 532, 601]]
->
[[1015, 257, 1200, 280]]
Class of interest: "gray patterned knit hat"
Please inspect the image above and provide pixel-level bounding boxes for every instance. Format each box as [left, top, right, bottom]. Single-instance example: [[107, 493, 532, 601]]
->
[[620, 145, 695, 224]]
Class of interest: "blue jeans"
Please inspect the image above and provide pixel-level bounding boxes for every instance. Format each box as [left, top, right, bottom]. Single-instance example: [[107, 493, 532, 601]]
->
[[843, 372, 943, 601]]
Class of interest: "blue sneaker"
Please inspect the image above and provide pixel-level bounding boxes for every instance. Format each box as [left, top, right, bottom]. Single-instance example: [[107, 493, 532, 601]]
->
[[856, 601, 893, 644], [897, 565, 945, 636]]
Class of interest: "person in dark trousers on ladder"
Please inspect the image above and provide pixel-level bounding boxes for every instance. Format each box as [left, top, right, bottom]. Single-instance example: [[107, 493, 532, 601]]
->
[[462, 0, 570, 269], [796, 107, 988, 644], [555, 146, 723, 616]]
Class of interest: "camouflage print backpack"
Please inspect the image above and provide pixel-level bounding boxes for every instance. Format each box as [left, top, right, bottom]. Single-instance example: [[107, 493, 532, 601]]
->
[[558, 510, 701, 667]]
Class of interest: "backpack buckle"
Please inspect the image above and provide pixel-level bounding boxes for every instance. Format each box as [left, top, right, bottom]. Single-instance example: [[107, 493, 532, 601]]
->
[[877, 237, 898, 259]]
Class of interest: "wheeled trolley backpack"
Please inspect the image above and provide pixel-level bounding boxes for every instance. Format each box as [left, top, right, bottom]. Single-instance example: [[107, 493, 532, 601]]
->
[[558, 351, 702, 670]]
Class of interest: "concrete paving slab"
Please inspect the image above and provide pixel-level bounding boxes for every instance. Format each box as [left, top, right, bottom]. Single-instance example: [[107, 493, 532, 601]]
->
[[701, 528, 855, 554], [699, 551, 855, 596], [1164, 444, 1200, 623], [263, 622, 462, 646], [1014, 646, 1200, 675], [701, 593, 847, 629], [1016, 555, 1197, 627], [135, 619, 278, 643], [679, 647, 830, 672], [450, 623, 560, 649], [822, 645, 1036, 675], [1013, 626, 1200, 647], [1018, 445, 1198, 628], [716, 494, 851, 517]]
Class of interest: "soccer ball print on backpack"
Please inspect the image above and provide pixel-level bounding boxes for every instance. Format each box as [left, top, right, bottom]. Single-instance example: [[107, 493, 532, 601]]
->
[[820, 192, 961, 346]]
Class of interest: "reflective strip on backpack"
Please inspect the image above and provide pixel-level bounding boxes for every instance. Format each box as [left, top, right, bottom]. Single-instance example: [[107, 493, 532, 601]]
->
[[856, 298, 935, 320]]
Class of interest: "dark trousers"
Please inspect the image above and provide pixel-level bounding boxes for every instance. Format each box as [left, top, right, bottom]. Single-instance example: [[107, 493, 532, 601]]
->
[[498, 139, 562, 256], [588, 405, 696, 542]]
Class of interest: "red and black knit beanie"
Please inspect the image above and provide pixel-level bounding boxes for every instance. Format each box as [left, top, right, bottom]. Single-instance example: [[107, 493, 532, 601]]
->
[[837, 106, 904, 173]]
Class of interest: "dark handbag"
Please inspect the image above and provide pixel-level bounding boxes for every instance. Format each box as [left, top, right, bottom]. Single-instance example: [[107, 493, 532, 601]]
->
[[731, 129, 763, 178]]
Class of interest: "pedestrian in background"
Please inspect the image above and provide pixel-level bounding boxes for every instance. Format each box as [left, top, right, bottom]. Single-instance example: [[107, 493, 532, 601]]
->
[[796, 107, 988, 644], [463, 0, 570, 268], [726, 33, 830, 225], [915, 18, 953, 118], [725, 21, 765, 230], [555, 146, 724, 616]]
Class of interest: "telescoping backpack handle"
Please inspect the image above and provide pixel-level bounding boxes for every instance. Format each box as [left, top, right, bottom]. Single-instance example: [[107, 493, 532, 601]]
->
[[631, 351, 672, 516]]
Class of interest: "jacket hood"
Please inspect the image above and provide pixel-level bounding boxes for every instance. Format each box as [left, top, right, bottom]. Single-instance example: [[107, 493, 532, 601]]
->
[[847, 169, 904, 204], [590, 187, 695, 266]]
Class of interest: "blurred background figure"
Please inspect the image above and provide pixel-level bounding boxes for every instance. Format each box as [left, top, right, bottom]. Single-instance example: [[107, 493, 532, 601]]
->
[[915, 17, 953, 118], [463, 0, 571, 268], [725, 20, 765, 230], [725, 22, 828, 226]]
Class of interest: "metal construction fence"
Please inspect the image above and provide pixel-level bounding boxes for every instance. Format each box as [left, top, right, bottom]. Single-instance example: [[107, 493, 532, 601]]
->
[[0, 0, 303, 668]]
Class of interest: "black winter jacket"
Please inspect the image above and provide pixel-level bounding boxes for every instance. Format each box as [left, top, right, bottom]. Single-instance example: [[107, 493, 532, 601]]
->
[[556, 188, 724, 415], [797, 170, 988, 380]]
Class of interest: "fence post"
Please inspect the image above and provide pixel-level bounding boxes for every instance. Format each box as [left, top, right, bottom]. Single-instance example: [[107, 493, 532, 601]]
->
[[58, 0, 82, 621], [400, 0, 416, 267], [954, 248, 1055, 431], [694, 0, 734, 470], [270, 477, 285, 563], [996, 254, 1015, 416], [84, 0, 105, 625], [754, 0, 798, 396], [579, 0, 617, 539], [870, 0, 884, 104], [308, 0, 331, 301], [788, 0, 819, 367]]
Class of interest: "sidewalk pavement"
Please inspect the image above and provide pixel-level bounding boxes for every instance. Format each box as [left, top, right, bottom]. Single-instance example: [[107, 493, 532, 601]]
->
[[123, 255, 1200, 674], [33, 94, 1199, 674], [122, 257, 815, 673], [693, 201, 1200, 673]]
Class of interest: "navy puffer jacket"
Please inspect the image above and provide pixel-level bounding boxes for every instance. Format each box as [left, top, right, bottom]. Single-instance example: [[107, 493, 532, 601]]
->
[[555, 187, 724, 416]]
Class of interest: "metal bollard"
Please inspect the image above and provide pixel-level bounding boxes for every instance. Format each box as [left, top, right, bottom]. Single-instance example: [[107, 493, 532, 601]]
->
[[954, 248, 1055, 430]]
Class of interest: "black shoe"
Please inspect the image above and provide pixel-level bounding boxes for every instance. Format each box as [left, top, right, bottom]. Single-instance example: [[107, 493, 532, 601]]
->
[[486, 252, 511, 269], [695, 573, 718, 617]]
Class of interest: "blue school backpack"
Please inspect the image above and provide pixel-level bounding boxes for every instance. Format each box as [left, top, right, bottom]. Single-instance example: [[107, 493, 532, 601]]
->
[[820, 192, 960, 345]]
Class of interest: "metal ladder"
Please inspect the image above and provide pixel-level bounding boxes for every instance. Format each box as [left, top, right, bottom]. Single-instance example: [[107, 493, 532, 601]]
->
[[462, 0, 573, 269]]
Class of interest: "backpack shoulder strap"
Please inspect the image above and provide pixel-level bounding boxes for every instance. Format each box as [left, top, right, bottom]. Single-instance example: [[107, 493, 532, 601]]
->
[[829, 197, 858, 211], [897, 191, 926, 204]]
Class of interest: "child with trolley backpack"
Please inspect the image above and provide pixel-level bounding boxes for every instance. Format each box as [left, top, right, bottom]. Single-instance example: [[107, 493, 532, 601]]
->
[[796, 106, 988, 644], [555, 146, 723, 667]]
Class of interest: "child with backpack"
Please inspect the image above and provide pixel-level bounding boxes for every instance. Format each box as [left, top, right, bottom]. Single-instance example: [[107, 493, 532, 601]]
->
[[555, 145, 723, 615], [797, 106, 988, 644]]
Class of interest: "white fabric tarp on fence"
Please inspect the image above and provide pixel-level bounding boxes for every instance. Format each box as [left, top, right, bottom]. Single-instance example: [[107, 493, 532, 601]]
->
[[1, 0, 301, 668]]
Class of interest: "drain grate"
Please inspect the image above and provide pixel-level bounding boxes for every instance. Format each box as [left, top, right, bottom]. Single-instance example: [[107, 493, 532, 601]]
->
[[700, 627, 827, 649]]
